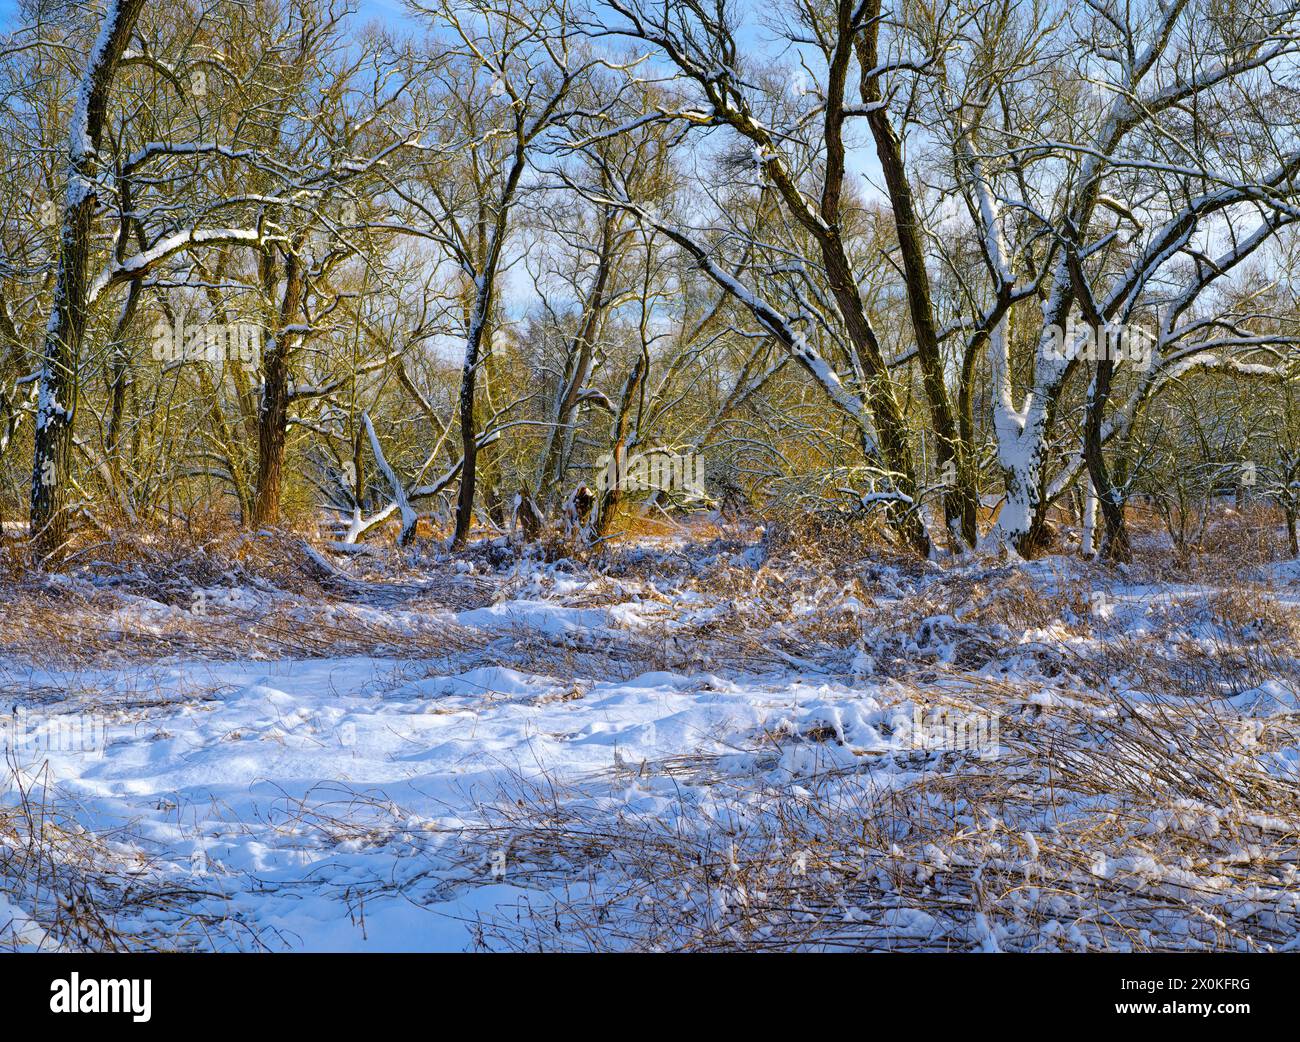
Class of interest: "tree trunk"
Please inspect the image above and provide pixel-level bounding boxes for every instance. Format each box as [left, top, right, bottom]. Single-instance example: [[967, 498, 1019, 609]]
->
[[857, 8, 976, 549], [30, 0, 147, 558], [537, 211, 614, 510], [594, 353, 647, 538], [451, 126, 529, 547], [1068, 252, 1130, 562], [819, 242, 930, 556], [451, 297, 489, 547], [251, 248, 305, 527], [1080, 478, 1098, 559]]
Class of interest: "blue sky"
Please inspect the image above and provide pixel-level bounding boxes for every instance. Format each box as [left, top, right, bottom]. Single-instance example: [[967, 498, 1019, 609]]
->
[[0, 0, 415, 34], [0, 2, 778, 51], [355, 0, 415, 27]]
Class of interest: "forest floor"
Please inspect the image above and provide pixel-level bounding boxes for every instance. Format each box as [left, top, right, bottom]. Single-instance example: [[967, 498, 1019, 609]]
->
[[0, 513, 1297, 951]]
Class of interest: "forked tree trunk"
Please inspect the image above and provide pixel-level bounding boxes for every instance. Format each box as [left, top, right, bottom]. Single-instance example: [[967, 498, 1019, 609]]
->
[[594, 353, 646, 538], [1069, 252, 1131, 562]]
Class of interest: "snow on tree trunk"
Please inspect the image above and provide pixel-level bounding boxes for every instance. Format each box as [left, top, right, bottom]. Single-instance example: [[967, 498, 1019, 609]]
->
[[363, 411, 417, 545], [1081, 478, 1098, 560], [30, 0, 147, 558]]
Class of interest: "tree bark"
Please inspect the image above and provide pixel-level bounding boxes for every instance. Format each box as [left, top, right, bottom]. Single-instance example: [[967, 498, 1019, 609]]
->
[[451, 292, 488, 547], [857, 4, 976, 549], [537, 209, 615, 510], [30, 0, 147, 558], [1068, 250, 1130, 562], [251, 247, 306, 526], [594, 353, 647, 538], [451, 129, 530, 547]]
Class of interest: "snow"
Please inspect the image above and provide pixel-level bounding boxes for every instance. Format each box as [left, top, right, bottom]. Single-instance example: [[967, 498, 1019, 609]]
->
[[0, 894, 49, 949], [1229, 681, 1299, 717], [2, 533, 1298, 951], [1, 653, 776, 949], [453, 600, 609, 635]]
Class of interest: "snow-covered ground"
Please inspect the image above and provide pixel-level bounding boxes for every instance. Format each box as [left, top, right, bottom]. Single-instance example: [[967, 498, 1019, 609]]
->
[[2, 529, 1298, 951]]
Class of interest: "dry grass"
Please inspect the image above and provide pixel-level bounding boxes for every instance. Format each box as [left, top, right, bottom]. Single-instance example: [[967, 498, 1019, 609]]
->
[[1, 513, 1297, 950], [0, 591, 489, 665], [1124, 501, 1291, 580], [0, 525, 495, 666], [448, 675, 1300, 952], [0, 758, 267, 951]]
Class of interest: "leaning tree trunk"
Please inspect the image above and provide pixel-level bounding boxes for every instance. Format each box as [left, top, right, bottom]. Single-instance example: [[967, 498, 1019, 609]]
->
[[820, 244, 930, 557], [537, 212, 614, 511], [594, 353, 647, 539], [30, 0, 147, 559], [857, 9, 976, 549]]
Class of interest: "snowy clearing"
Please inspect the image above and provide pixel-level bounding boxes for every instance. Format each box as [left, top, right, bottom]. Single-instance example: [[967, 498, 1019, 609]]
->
[[2, 527, 1297, 951]]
